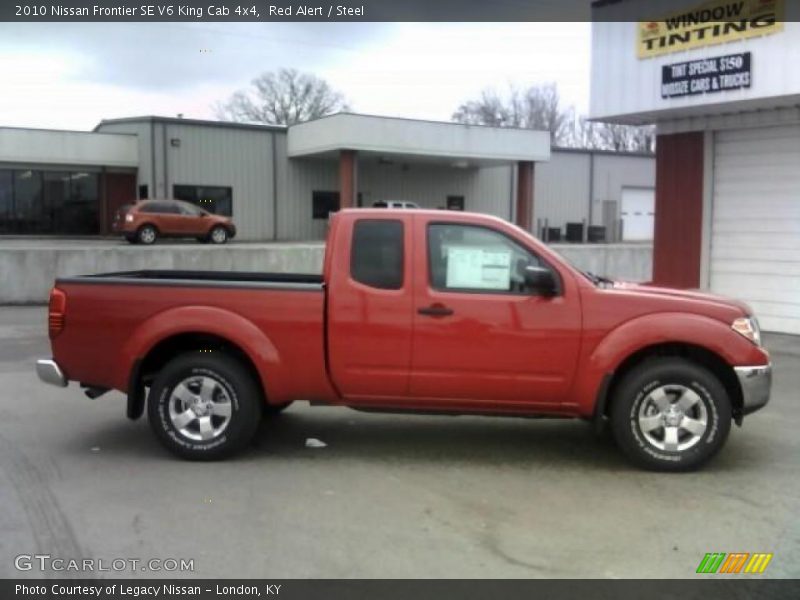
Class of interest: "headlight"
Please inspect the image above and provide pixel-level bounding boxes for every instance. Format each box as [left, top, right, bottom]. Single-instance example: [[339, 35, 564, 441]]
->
[[732, 316, 761, 346], [125, 214, 134, 223]]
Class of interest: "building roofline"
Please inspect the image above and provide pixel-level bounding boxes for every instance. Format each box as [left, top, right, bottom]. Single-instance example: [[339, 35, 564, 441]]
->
[[94, 115, 288, 133], [0, 125, 136, 137], [551, 145, 654, 159], [297, 110, 551, 134]]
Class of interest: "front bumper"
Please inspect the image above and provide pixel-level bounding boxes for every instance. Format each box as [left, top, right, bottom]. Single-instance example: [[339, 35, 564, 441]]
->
[[735, 363, 771, 415], [36, 359, 68, 387]]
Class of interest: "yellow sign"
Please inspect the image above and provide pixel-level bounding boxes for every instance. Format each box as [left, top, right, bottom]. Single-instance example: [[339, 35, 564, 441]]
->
[[638, 0, 784, 58]]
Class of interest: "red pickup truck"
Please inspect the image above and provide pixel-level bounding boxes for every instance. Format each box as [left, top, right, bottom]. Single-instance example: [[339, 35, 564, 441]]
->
[[36, 209, 771, 470]]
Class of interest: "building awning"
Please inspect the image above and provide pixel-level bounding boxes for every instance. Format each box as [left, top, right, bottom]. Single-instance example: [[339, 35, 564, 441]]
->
[[287, 113, 550, 167], [0, 127, 138, 168]]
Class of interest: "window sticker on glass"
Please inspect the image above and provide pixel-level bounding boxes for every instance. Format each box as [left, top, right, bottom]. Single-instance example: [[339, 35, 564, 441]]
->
[[445, 246, 511, 290]]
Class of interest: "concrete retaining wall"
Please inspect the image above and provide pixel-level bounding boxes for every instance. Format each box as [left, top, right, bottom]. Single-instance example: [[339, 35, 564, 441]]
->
[[0, 242, 325, 304], [551, 243, 653, 283], [0, 241, 652, 304]]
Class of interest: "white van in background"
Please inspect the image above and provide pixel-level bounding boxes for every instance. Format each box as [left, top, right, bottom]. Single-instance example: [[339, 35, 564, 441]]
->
[[372, 200, 420, 209]]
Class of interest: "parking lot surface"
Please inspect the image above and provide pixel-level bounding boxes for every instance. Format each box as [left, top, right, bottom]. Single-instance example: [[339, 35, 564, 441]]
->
[[0, 306, 797, 578]]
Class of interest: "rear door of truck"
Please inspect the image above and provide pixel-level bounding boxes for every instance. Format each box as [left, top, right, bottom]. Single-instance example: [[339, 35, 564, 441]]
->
[[326, 212, 414, 399]]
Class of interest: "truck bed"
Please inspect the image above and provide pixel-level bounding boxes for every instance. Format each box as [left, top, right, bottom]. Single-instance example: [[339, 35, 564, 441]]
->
[[51, 269, 331, 403]]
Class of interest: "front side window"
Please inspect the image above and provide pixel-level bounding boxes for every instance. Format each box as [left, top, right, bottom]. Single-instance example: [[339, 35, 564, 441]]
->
[[428, 224, 544, 294], [350, 220, 404, 290], [179, 202, 205, 216]]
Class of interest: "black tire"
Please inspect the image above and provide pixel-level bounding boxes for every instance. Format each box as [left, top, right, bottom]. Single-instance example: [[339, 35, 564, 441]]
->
[[137, 224, 158, 245], [610, 358, 731, 471], [209, 225, 229, 245], [147, 353, 262, 460]]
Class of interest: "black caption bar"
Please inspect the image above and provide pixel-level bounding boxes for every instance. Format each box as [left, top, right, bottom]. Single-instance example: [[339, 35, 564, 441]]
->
[[4, 0, 800, 22], [4, 579, 800, 600], [4, 0, 592, 22]]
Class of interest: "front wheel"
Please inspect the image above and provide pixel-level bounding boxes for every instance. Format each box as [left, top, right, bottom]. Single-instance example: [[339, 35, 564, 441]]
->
[[209, 226, 229, 244], [610, 358, 731, 471], [147, 353, 262, 460]]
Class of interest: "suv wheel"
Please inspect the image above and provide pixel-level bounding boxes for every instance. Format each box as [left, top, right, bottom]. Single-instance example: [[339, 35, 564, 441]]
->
[[610, 358, 732, 471], [147, 353, 262, 460], [209, 226, 229, 244], [137, 224, 158, 245]]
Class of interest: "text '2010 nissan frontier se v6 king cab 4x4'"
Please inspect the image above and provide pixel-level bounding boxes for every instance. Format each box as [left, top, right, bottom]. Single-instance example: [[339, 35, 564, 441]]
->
[[36, 209, 771, 470]]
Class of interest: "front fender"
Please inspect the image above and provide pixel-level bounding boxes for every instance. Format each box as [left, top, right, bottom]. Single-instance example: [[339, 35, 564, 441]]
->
[[572, 312, 767, 416], [119, 305, 281, 399]]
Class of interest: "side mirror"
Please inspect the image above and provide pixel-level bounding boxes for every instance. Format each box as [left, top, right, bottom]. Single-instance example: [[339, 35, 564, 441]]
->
[[524, 266, 558, 296]]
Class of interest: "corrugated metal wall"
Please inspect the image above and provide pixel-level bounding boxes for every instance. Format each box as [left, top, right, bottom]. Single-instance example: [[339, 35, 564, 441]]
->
[[534, 151, 591, 230], [591, 154, 655, 227], [276, 133, 338, 241], [163, 122, 278, 241]]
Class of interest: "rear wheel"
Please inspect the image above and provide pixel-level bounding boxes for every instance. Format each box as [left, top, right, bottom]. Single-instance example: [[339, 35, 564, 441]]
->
[[610, 358, 731, 471], [147, 353, 262, 460], [209, 226, 229, 244], [137, 224, 158, 245]]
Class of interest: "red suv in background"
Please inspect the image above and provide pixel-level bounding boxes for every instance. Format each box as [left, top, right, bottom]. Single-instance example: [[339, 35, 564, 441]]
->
[[113, 199, 236, 244]]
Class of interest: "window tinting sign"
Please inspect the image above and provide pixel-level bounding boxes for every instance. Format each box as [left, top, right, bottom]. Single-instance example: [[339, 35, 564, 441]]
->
[[661, 52, 751, 99]]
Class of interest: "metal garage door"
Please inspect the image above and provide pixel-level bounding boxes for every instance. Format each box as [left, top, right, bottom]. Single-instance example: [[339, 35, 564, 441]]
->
[[621, 187, 655, 241], [710, 125, 800, 334]]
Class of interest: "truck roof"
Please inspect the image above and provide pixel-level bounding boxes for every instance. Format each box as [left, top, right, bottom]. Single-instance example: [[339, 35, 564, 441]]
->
[[337, 207, 512, 227]]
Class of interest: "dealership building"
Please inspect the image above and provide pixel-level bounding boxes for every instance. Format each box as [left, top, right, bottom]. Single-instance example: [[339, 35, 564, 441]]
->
[[592, 0, 800, 334], [0, 113, 654, 244]]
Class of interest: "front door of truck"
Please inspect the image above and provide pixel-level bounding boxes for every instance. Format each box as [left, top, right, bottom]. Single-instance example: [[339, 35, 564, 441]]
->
[[326, 215, 414, 400], [409, 217, 581, 406]]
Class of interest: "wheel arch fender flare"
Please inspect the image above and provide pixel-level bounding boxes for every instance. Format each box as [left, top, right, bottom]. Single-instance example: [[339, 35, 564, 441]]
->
[[121, 305, 281, 403], [576, 312, 742, 417]]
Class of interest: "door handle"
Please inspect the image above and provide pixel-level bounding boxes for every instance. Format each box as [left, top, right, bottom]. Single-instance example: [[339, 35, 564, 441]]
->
[[417, 304, 454, 317]]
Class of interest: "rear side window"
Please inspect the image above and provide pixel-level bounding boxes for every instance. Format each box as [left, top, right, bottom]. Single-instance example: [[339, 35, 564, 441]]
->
[[144, 201, 181, 214], [350, 220, 404, 290]]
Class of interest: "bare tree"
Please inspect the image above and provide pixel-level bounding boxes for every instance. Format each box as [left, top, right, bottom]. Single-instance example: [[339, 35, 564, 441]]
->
[[453, 83, 655, 153], [453, 84, 574, 145], [595, 122, 655, 153], [452, 90, 509, 127], [562, 115, 601, 150], [214, 68, 350, 126]]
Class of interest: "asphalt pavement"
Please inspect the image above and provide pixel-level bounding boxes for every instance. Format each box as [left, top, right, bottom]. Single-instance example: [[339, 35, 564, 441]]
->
[[0, 306, 797, 579]]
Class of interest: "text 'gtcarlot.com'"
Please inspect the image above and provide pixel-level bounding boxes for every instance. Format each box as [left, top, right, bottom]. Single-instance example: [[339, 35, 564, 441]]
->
[[14, 554, 194, 573]]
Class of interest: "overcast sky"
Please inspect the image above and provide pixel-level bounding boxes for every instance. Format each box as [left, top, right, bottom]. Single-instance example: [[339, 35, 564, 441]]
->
[[0, 22, 590, 130]]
